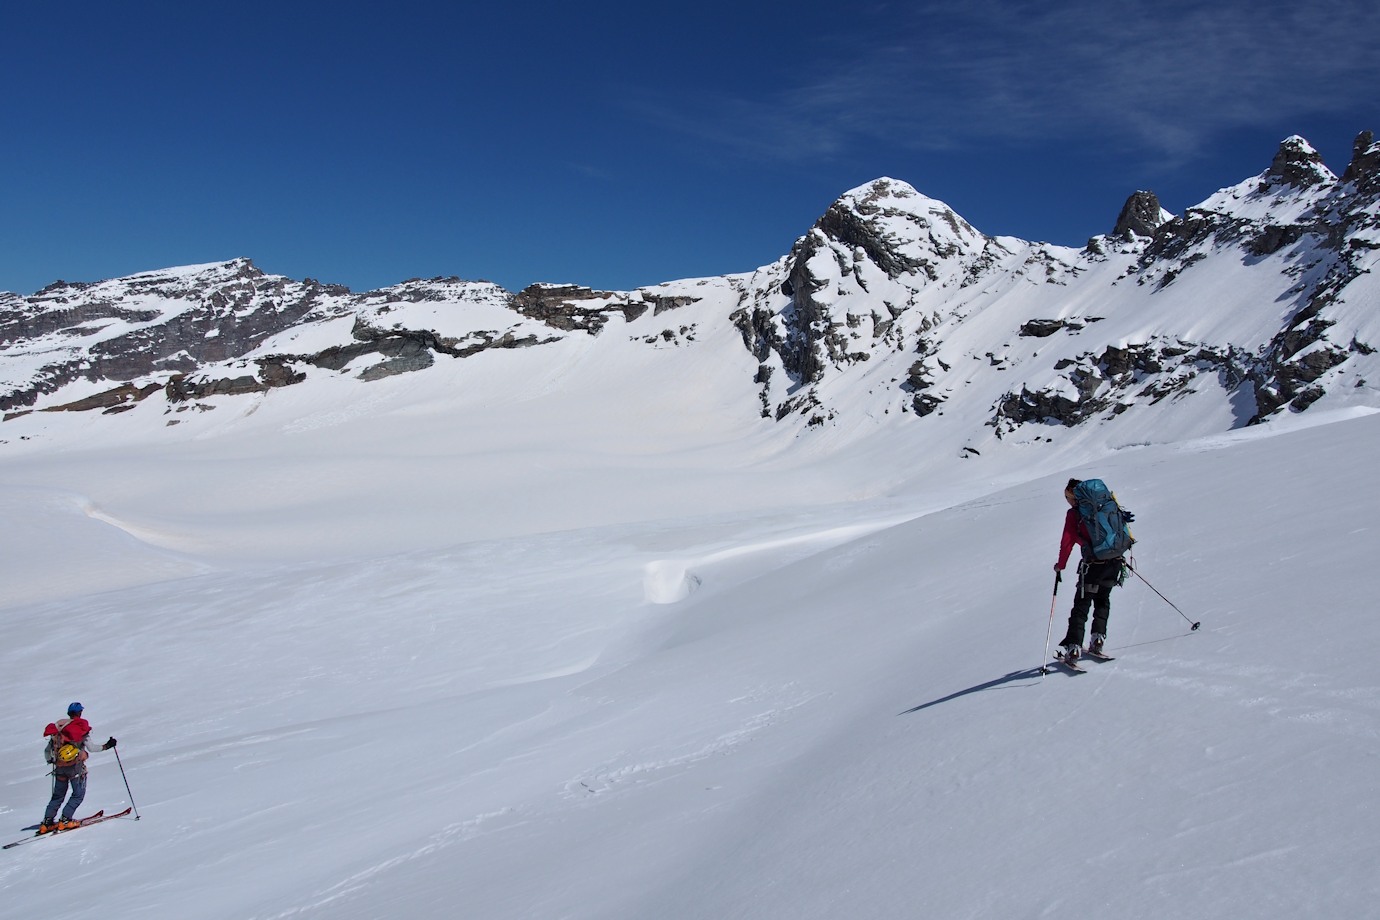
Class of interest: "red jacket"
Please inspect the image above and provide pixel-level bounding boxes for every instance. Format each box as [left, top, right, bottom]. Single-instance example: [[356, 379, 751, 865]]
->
[[45, 717, 94, 771], [44, 716, 91, 744], [1056, 507, 1090, 570], [63, 717, 91, 743]]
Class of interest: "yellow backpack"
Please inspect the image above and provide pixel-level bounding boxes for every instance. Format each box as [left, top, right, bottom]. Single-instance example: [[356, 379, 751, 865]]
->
[[54, 741, 83, 766]]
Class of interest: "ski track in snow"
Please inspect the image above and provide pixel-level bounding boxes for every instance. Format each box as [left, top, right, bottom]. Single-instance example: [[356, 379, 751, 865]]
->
[[249, 809, 523, 920], [562, 689, 821, 800]]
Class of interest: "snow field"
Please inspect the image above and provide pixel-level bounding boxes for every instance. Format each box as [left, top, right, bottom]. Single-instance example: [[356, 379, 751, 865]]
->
[[1, 405, 1378, 918]]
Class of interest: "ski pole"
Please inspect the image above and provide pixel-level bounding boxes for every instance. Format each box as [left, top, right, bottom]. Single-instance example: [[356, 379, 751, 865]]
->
[[1126, 562, 1200, 631], [1039, 570, 1061, 676], [112, 746, 140, 820]]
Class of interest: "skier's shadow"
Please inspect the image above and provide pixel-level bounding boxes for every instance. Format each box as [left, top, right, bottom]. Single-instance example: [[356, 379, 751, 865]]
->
[[898, 666, 1057, 715]]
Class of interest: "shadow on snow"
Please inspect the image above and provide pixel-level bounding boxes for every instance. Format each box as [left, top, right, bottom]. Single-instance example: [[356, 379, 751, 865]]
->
[[897, 629, 1201, 716], [898, 666, 1058, 715]]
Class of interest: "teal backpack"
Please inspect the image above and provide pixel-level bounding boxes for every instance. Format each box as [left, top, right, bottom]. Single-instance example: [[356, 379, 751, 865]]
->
[[1072, 479, 1135, 561]]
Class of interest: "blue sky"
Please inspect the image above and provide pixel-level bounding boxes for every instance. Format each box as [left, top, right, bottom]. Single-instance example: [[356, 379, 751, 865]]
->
[[3, 0, 1378, 296]]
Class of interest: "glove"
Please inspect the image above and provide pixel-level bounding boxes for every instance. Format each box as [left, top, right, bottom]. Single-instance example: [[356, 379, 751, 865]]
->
[[103, 737, 117, 750], [1053, 563, 1063, 572]]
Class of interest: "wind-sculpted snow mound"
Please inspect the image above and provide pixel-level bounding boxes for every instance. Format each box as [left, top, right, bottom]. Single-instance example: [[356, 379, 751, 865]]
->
[[643, 559, 703, 605]]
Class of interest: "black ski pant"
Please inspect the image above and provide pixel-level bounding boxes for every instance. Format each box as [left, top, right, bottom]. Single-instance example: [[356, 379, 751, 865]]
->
[[1060, 558, 1123, 648]]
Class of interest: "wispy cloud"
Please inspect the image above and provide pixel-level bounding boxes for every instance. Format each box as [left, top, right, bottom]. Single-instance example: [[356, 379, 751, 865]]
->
[[631, 0, 1380, 165]]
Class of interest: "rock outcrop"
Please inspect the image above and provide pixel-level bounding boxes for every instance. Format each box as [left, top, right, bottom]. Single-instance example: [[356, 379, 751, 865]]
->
[[1112, 191, 1168, 239]]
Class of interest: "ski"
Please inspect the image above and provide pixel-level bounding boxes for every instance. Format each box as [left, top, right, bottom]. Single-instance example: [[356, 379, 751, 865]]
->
[[4, 808, 131, 850], [1082, 648, 1116, 662], [21, 809, 102, 832], [1051, 654, 1085, 673]]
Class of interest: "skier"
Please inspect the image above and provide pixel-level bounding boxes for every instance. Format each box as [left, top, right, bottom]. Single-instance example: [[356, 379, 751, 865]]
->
[[1053, 479, 1125, 662], [39, 702, 116, 834]]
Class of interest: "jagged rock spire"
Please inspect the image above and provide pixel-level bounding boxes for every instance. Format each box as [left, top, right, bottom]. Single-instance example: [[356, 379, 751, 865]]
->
[[1342, 130, 1379, 189], [1264, 135, 1334, 188], [1112, 191, 1166, 239]]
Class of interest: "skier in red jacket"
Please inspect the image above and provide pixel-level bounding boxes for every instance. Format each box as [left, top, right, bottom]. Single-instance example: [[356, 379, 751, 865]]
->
[[1054, 479, 1124, 662], [40, 702, 116, 834]]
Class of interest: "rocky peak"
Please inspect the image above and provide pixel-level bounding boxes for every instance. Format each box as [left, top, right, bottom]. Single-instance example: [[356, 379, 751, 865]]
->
[[1112, 190, 1168, 239], [822, 179, 985, 278], [782, 178, 991, 303], [1262, 135, 1334, 189], [1341, 130, 1379, 191], [756, 179, 1004, 394]]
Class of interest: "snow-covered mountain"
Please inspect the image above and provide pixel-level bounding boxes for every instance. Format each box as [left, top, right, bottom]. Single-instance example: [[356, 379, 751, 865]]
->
[[4, 132, 1377, 453], [4, 133, 1380, 920]]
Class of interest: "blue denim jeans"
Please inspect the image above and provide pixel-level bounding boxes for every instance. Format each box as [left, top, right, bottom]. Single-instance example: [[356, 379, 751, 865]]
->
[[44, 770, 87, 823]]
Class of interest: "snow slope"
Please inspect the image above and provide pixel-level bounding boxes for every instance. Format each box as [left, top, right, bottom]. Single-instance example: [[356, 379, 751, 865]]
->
[[2, 345, 1378, 918]]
